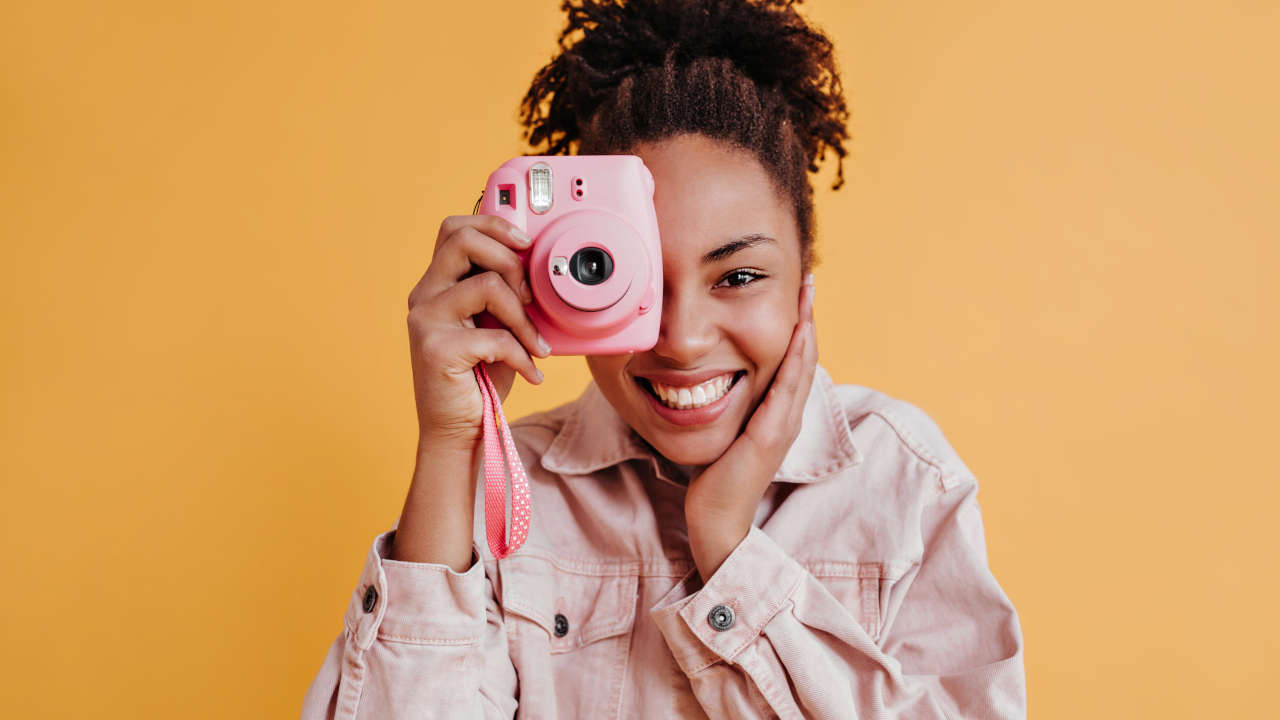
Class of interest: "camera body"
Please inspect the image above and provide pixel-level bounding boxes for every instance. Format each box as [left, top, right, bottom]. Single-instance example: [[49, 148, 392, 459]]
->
[[476, 155, 663, 355]]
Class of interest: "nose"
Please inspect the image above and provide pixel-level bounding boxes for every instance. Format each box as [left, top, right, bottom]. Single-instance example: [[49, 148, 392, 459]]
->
[[651, 285, 718, 366]]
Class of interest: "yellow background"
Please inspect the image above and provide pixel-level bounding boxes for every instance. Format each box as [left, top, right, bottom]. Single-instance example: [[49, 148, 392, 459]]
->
[[3, 1, 1276, 717]]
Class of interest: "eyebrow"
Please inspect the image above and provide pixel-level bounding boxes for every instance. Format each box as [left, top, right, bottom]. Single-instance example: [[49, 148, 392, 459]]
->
[[701, 234, 777, 264]]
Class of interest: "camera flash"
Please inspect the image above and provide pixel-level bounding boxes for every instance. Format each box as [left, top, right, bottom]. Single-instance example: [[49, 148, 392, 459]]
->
[[529, 162, 553, 214]]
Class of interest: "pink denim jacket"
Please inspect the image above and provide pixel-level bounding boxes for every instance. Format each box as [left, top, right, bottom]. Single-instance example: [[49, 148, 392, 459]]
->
[[301, 364, 1027, 718]]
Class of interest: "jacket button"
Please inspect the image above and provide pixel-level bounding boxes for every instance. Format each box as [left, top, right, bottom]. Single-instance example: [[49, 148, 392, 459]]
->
[[708, 604, 735, 631], [362, 585, 378, 613], [553, 613, 569, 637]]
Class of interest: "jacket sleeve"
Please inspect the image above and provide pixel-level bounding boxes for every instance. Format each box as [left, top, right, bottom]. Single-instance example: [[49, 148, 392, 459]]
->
[[649, 479, 1026, 719], [299, 527, 518, 720]]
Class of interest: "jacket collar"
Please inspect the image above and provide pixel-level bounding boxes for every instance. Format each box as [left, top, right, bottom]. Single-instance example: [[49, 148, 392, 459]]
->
[[540, 363, 862, 483]]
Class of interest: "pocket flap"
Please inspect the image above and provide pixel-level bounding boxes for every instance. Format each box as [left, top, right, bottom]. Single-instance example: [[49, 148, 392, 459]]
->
[[807, 560, 886, 642], [500, 556, 638, 652]]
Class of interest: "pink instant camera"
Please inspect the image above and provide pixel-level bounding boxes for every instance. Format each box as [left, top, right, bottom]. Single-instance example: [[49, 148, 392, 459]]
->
[[476, 155, 663, 355]]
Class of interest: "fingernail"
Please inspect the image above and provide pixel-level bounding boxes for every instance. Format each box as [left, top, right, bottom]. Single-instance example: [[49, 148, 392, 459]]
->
[[520, 280, 532, 304], [536, 333, 551, 357], [534, 367, 544, 383], [511, 228, 533, 247], [803, 273, 815, 286]]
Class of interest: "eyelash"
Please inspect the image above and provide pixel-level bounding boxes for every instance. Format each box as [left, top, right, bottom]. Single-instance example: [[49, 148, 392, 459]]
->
[[714, 269, 767, 289]]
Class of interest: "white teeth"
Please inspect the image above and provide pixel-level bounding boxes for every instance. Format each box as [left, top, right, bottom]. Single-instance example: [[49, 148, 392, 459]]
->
[[647, 373, 737, 410]]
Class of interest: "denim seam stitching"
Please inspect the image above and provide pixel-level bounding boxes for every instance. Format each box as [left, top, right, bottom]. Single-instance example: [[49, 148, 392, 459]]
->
[[376, 633, 483, 646]]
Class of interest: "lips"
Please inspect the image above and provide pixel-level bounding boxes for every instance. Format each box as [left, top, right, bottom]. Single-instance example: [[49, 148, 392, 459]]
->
[[634, 371, 746, 411]]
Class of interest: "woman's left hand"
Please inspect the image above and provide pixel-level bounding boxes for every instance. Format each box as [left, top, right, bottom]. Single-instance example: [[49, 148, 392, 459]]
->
[[684, 274, 818, 582]]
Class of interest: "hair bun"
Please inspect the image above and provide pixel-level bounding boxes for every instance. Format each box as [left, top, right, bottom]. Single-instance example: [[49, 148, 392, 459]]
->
[[521, 0, 849, 188]]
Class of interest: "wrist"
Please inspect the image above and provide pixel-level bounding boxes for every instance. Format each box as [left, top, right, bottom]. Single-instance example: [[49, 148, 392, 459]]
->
[[686, 495, 752, 536], [686, 512, 750, 581], [416, 430, 479, 459], [409, 434, 481, 499], [395, 435, 481, 569]]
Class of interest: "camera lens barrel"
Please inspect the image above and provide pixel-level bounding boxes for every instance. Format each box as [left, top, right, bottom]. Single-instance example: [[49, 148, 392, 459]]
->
[[569, 247, 613, 286]]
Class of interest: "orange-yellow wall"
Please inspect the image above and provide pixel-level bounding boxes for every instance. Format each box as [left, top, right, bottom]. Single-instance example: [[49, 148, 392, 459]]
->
[[3, 1, 1276, 717]]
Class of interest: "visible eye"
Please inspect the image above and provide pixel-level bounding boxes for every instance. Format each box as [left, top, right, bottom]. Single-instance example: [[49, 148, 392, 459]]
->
[[714, 269, 766, 289]]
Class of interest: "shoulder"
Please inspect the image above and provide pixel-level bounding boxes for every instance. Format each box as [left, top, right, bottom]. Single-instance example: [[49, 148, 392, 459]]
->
[[832, 379, 978, 494]]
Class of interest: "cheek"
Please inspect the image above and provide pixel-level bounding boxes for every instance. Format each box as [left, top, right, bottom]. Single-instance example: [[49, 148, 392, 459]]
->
[[731, 297, 796, 375]]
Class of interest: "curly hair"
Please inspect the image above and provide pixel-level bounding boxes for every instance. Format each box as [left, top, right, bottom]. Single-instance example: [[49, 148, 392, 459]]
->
[[518, 0, 851, 272]]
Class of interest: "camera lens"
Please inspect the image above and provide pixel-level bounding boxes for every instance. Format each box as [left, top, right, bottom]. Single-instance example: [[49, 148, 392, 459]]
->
[[569, 247, 613, 286]]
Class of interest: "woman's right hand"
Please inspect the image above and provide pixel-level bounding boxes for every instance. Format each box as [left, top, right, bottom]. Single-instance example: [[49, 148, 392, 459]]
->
[[406, 214, 551, 452]]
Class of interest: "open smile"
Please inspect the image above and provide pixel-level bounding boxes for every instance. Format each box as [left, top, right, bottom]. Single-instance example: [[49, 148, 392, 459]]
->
[[633, 371, 747, 427]]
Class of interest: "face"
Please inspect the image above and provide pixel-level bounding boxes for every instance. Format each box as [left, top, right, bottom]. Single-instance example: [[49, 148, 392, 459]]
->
[[586, 133, 805, 471]]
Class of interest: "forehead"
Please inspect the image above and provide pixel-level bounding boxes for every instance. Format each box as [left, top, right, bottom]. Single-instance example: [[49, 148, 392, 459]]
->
[[631, 134, 796, 264]]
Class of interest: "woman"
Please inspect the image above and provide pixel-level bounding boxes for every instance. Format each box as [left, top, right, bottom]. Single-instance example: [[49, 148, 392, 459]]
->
[[302, 1, 1026, 718]]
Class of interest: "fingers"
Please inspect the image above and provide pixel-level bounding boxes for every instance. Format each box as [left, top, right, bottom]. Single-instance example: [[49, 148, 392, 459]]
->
[[444, 326, 544, 386], [789, 273, 817, 376], [422, 224, 533, 305], [441, 270, 551, 361], [409, 215, 534, 310], [435, 214, 532, 253], [800, 272, 815, 324], [787, 278, 819, 422], [770, 278, 818, 401], [767, 320, 811, 413], [745, 278, 818, 450]]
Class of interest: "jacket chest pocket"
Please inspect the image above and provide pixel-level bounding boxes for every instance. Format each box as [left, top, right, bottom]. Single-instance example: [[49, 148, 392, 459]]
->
[[500, 557, 638, 717], [808, 561, 886, 643]]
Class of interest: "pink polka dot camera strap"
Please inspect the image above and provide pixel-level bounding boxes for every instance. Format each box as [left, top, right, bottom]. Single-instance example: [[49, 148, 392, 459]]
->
[[474, 363, 531, 559]]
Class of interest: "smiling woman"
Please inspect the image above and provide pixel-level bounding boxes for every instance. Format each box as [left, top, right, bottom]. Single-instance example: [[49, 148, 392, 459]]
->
[[588, 134, 804, 465], [301, 1, 1027, 718]]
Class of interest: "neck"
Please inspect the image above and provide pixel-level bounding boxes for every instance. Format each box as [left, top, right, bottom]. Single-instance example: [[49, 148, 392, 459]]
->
[[662, 457, 704, 486], [637, 436, 705, 485]]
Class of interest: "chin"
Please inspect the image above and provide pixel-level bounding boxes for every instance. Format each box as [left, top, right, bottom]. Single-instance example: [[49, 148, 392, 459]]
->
[[637, 423, 739, 467], [654, 439, 726, 467]]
